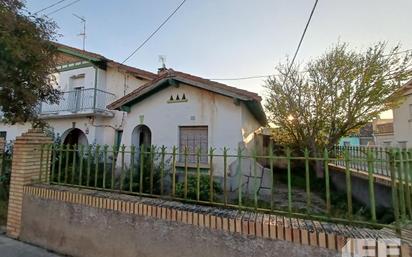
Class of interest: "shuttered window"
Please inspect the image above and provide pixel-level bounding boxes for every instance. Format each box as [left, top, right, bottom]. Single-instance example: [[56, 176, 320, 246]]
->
[[179, 126, 208, 164]]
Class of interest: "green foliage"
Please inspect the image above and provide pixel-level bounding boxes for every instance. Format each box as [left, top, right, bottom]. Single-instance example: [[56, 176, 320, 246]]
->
[[0, 141, 13, 200], [175, 174, 222, 201], [0, 197, 7, 226], [0, 0, 60, 125], [265, 42, 412, 156]]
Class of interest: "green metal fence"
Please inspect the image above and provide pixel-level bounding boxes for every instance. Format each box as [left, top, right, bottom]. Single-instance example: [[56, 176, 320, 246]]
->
[[37, 144, 412, 234], [333, 146, 391, 177]]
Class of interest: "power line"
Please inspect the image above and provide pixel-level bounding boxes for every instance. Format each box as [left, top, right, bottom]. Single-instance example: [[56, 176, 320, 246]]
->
[[210, 0, 319, 82], [46, 0, 81, 16], [211, 75, 272, 81], [122, 0, 187, 64], [33, 0, 67, 15], [210, 48, 412, 81], [282, 0, 319, 83]]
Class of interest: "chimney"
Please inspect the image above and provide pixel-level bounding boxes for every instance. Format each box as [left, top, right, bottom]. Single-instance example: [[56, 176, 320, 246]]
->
[[158, 66, 167, 74]]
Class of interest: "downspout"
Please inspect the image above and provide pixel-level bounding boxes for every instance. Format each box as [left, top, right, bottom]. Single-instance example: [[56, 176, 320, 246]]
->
[[93, 66, 98, 113]]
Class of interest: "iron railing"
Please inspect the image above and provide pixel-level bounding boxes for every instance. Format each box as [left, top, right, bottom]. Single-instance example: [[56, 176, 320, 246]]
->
[[39, 88, 116, 115], [37, 144, 412, 234], [333, 146, 392, 177]]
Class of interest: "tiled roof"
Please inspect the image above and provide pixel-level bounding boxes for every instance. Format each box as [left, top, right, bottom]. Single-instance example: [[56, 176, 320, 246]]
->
[[53, 42, 157, 80], [108, 68, 262, 109]]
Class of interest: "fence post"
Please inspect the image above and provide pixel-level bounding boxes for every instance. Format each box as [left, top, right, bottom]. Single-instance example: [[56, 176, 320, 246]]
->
[[6, 128, 52, 238]]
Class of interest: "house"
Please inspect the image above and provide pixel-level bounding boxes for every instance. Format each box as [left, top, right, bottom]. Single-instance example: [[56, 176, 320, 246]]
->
[[372, 118, 394, 147], [0, 43, 156, 147], [0, 43, 268, 185], [107, 68, 267, 178], [392, 79, 412, 148], [338, 123, 374, 146], [372, 78, 412, 148]]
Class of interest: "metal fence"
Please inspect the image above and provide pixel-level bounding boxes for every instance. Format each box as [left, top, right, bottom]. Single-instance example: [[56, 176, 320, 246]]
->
[[333, 146, 391, 177], [39, 88, 116, 114], [37, 144, 412, 233]]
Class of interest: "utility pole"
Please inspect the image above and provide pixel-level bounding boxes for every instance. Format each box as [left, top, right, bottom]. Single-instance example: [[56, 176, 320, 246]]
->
[[73, 13, 86, 50]]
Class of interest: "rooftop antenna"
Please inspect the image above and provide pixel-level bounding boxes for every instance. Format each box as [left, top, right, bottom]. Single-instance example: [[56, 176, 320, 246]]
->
[[73, 13, 86, 50], [158, 55, 167, 69]]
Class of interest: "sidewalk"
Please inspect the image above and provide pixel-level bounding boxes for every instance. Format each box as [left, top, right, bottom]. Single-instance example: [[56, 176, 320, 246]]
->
[[0, 232, 62, 257]]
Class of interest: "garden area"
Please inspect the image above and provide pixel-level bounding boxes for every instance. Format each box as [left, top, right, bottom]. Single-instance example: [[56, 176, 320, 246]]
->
[[0, 142, 12, 227], [40, 143, 399, 229]]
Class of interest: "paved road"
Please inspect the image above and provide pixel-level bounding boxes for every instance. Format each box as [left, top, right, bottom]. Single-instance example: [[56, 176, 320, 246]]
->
[[0, 233, 62, 257]]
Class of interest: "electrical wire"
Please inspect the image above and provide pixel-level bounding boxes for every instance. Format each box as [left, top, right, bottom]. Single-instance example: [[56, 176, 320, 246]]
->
[[46, 0, 81, 16], [121, 0, 187, 64], [33, 0, 67, 15], [282, 0, 319, 83], [210, 48, 412, 81]]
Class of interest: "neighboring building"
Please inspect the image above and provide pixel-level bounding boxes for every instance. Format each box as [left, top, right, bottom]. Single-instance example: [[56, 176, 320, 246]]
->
[[372, 118, 394, 147], [371, 79, 412, 149], [107, 68, 267, 176], [392, 79, 412, 148], [0, 43, 156, 146], [339, 123, 374, 146]]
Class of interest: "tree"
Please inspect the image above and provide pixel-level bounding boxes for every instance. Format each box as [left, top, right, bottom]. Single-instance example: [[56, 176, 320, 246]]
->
[[265, 42, 412, 176], [0, 0, 59, 125]]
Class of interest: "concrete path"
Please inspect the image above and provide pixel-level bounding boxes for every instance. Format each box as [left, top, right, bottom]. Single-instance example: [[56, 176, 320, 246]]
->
[[0, 234, 62, 257]]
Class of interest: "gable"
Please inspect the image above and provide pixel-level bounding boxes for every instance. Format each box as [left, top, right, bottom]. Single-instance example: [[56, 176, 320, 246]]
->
[[55, 52, 94, 72]]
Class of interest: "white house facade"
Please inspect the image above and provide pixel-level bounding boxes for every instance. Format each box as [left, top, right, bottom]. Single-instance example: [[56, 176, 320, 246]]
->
[[108, 69, 267, 177], [0, 43, 156, 147], [372, 79, 412, 148]]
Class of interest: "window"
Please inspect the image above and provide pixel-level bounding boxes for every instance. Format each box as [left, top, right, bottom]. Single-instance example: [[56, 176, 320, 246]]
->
[[0, 131, 6, 139], [383, 141, 392, 148], [398, 141, 407, 149], [343, 141, 350, 146], [179, 126, 208, 164]]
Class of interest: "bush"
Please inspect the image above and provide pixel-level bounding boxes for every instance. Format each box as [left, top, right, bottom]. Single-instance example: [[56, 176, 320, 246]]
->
[[175, 174, 222, 201]]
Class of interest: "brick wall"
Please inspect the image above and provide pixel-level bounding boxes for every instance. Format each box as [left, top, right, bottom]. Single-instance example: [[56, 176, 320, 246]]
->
[[6, 128, 52, 238]]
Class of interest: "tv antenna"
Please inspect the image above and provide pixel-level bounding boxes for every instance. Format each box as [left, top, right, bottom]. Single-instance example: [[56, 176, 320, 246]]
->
[[158, 55, 167, 69], [73, 13, 86, 50]]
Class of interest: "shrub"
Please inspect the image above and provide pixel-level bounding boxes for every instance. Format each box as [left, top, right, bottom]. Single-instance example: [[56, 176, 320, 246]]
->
[[175, 174, 222, 201]]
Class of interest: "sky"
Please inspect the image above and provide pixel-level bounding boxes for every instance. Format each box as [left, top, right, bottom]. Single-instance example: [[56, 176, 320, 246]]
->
[[25, 0, 412, 118]]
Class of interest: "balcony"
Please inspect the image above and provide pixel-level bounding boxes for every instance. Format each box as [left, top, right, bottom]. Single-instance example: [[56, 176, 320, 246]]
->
[[39, 88, 116, 118]]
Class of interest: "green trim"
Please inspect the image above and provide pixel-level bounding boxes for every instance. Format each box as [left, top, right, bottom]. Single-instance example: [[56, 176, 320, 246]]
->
[[245, 101, 267, 126], [57, 61, 93, 72], [58, 47, 101, 62], [120, 106, 131, 112], [167, 99, 188, 104], [114, 130, 123, 152]]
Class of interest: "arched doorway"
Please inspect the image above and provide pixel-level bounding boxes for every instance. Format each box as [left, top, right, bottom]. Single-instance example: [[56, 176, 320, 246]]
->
[[61, 128, 88, 146], [132, 125, 151, 150]]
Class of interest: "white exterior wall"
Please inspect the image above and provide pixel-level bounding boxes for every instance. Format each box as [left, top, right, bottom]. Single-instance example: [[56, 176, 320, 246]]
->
[[393, 93, 412, 148], [374, 133, 395, 147], [57, 66, 96, 91], [240, 103, 261, 151], [119, 83, 262, 175], [0, 65, 151, 145]]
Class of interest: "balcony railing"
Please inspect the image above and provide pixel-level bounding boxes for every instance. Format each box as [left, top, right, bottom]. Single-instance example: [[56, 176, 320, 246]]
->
[[40, 88, 116, 117]]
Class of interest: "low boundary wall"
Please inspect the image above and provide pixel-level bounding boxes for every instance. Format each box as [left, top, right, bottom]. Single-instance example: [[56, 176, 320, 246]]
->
[[20, 184, 341, 257]]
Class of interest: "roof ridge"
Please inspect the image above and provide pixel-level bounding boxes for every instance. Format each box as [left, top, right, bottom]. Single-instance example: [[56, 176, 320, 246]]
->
[[53, 41, 157, 79]]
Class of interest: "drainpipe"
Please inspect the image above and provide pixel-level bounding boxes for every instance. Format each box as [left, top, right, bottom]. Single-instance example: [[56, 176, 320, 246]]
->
[[93, 66, 98, 113]]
